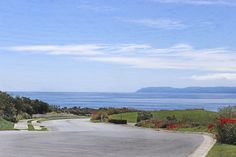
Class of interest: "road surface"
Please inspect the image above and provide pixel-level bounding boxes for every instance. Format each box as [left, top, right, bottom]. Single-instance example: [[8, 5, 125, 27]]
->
[[0, 119, 204, 157]]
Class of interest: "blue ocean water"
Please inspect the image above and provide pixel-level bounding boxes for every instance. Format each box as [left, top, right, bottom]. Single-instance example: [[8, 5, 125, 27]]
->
[[9, 92, 236, 111]]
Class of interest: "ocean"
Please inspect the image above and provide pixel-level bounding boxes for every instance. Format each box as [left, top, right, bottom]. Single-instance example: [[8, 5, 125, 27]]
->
[[9, 92, 236, 111]]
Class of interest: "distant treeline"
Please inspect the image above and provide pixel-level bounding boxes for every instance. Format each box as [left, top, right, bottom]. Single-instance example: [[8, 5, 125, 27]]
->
[[0, 91, 50, 122], [52, 106, 137, 117], [51, 106, 97, 116]]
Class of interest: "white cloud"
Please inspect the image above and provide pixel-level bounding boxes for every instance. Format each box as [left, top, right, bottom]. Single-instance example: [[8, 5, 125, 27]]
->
[[128, 19, 186, 29], [9, 45, 105, 56], [151, 0, 236, 6], [77, 4, 113, 12], [192, 73, 236, 80], [6, 43, 236, 72]]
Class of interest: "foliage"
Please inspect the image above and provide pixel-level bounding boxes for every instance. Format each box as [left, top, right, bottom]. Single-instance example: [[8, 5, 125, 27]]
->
[[28, 123, 35, 131], [91, 110, 109, 121], [216, 106, 236, 145], [0, 91, 50, 122], [219, 106, 236, 118], [51, 106, 96, 116], [216, 123, 236, 145], [137, 111, 153, 123]]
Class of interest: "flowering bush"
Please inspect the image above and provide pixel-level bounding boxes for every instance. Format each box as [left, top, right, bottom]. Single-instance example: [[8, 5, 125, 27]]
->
[[216, 106, 236, 145]]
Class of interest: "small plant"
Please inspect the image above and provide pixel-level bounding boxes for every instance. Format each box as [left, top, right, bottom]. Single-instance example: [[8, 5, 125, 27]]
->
[[137, 111, 153, 123], [28, 123, 35, 131], [90, 110, 108, 122]]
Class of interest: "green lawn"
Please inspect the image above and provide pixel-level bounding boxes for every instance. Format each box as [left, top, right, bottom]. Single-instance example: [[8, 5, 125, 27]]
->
[[110, 112, 138, 123], [152, 109, 218, 125], [110, 109, 218, 125], [207, 143, 236, 157], [0, 118, 14, 130]]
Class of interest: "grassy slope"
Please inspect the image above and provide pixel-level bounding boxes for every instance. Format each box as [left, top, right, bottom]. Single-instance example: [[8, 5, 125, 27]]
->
[[0, 118, 14, 130], [110, 109, 218, 125], [207, 144, 236, 157], [152, 110, 217, 123]]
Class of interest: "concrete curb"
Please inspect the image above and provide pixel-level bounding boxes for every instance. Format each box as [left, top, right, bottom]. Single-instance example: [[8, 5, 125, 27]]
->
[[152, 129, 216, 157], [31, 120, 42, 130], [188, 134, 216, 157], [14, 120, 28, 130]]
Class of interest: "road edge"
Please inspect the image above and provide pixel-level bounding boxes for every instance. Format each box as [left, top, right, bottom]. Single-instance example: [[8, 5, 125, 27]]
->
[[188, 133, 216, 157], [127, 123, 216, 157]]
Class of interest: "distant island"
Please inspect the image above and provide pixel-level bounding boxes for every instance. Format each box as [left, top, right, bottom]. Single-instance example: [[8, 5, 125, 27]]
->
[[136, 87, 236, 93]]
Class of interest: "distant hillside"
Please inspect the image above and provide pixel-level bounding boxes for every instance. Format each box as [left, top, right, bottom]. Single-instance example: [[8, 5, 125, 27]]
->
[[136, 87, 236, 93]]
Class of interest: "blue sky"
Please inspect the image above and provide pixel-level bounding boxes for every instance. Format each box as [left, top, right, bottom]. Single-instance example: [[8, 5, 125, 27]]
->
[[1, 0, 236, 92]]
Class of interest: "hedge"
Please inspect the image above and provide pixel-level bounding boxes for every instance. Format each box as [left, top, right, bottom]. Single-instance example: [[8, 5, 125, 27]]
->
[[108, 119, 127, 124]]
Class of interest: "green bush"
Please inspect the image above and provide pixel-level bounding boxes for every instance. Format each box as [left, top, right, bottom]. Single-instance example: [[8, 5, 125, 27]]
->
[[0, 91, 50, 122], [137, 111, 153, 122], [216, 123, 236, 145], [16, 113, 31, 122]]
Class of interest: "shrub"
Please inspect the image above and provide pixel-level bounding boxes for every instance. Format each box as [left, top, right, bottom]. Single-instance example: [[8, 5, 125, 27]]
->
[[216, 106, 236, 145], [108, 119, 127, 124], [216, 121, 236, 145], [137, 111, 153, 122], [0, 91, 50, 122], [16, 113, 31, 122], [159, 121, 168, 128], [90, 110, 108, 122], [219, 106, 236, 118]]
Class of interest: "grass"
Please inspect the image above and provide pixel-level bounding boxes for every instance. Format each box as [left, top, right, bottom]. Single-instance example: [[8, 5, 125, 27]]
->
[[207, 143, 236, 157], [152, 109, 218, 124], [27, 119, 48, 131], [0, 118, 14, 130], [110, 109, 218, 126], [110, 112, 138, 123], [27, 123, 35, 131], [172, 126, 209, 132]]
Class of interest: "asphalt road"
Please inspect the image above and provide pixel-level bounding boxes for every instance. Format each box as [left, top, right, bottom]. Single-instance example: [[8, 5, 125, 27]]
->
[[0, 119, 203, 157]]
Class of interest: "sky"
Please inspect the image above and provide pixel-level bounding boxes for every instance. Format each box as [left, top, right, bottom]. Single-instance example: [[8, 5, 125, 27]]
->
[[1, 0, 236, 92]]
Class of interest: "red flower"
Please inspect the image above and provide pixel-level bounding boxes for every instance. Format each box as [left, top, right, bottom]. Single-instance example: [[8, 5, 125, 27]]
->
[[219, 117, 236, 126], [208, 124, 215, 132], [167, 123, 177, 129]]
